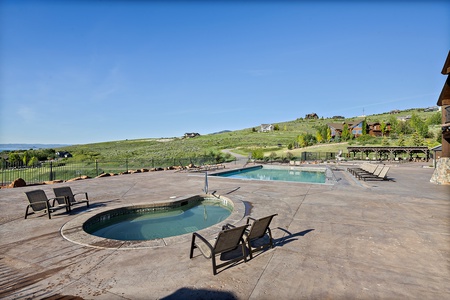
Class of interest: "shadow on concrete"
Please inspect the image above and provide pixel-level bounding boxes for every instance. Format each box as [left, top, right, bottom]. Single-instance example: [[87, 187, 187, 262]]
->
[[161, 287, 238, 300], [67, 202, 108, 215], [274, 228, 315, 247]]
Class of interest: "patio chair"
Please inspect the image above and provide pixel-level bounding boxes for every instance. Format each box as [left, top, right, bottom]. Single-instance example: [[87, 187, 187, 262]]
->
[[357, 164, 384, 180], [53, 186, 89, 212], [24, 189, 70, 219], [189, 224, 249, 275], [243, 214, 277, 259], [362, 166, 391, 181]]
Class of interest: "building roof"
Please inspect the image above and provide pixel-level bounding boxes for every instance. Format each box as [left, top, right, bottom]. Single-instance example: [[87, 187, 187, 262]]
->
[[327, 119, 364, 131], [437, 51, 450, 106], [441, 50, 450, 75]]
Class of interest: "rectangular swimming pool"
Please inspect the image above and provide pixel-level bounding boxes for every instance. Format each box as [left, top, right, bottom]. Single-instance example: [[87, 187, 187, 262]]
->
[[211, 165, 331, 184]]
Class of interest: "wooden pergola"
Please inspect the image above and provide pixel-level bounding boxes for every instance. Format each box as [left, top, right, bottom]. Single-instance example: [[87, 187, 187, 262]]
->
[[347, 146, 430, 161]]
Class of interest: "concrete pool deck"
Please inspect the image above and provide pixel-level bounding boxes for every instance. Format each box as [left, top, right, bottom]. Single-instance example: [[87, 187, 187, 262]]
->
[[0, 162, 449, 299]]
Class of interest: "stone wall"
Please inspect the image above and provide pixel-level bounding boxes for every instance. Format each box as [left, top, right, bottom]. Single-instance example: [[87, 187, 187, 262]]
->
[[430, 157, 450, 185]]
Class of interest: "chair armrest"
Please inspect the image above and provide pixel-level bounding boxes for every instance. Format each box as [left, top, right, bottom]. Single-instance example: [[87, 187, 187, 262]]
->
[[246, 216, 256, 224], [50, 196, 68, 207], [192, 232, 212, 246], [73, 192, 89, 199], [222, 223, 235, 230]]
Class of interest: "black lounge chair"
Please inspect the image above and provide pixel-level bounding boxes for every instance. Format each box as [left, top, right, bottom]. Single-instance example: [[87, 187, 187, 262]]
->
[[24, 189, 69, 219], [190, 224, 249, 275], [243, 214, 277, 259], [53, 186, 89, 212]]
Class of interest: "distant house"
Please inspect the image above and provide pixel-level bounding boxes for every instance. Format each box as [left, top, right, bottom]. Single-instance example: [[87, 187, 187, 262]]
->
[[327, 119, 365, 138], [305, 113, 318, 119], [367, 122, 391, 137], [260, 124, 274, 132], [390, 109, 401, 114], [327, 120, 390, 138], [397, 115, 411, 122], [423, 106, 440, 112], [184, 133, 200, 138], [56, 151, 72, 158]]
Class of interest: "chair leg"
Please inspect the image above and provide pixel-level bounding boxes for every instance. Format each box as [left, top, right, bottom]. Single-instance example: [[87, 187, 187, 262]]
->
[[247, 240, 253, 259], [212, 255, 217, 275], [242, 243, 248, 262], [189, 234, 196, 259], [25, 206, 30, 219], [268, 228, 274, 248]]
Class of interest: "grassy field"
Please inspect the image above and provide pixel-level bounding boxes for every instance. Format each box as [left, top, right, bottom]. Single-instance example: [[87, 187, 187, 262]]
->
[[53, 108, 439, 161], [3, 107, 442, 163]]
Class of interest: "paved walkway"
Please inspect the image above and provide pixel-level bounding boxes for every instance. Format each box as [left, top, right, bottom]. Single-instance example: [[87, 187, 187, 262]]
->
[[0, 162, 449, 299]]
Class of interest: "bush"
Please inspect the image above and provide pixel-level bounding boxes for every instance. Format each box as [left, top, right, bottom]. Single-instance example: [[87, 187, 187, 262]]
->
[[251, 148, 264, 160]]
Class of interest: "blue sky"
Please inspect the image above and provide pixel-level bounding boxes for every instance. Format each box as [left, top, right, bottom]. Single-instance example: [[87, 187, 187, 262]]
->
[[1, 1, 449, 145]]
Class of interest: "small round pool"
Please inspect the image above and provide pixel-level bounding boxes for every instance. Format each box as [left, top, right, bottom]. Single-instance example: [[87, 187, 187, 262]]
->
[[61, 194, 245, 249], [83, 196, 232, 241]]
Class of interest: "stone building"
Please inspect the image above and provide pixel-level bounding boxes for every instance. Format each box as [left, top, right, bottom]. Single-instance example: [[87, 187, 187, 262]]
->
[[431, 51, 450, 184]]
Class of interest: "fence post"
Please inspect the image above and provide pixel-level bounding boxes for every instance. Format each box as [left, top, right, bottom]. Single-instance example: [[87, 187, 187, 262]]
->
[[96, 160, 99, 176], [49, 161, 53, 181], [126, 158, 128, 173]]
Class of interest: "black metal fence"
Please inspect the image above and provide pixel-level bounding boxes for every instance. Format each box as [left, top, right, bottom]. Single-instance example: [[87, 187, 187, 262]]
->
[[1, 156, 221, 186]]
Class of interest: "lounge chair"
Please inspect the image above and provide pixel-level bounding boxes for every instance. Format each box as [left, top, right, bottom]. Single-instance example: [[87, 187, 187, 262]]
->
[[53, 186, 89, 212], [348, 163, 376, 176], [362, 166, 390, 181], [24, 189, 70, 219], [189, 224, 249, 275], [243, 214, 277, 259], [357, 164, 384, 180]]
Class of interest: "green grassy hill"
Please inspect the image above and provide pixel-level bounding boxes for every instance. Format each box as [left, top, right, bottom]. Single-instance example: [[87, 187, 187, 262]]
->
[[52, 107, 441, 162]]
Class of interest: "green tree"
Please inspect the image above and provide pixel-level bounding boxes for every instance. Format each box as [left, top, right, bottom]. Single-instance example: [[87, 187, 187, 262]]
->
[[341, 124, 350, 141], [251, 148, 264, 160], [28, 156, 39, 166], [380, 121, 387, 137], [397, 134, 406, 146], [409, 131, 424, 146], [410, 112, 428, 138], [22, 151, 30, 165], [316, 131, 323, 143], [273, 124, 280, 131], [381, 136, 390, 146], [8, 152, 20, 164], [388, 115, 399, 135], [426, 111, 441, 126], [327, 127, 332, 142], [297, 134, 307, 147], [361, 119, 367, 135]]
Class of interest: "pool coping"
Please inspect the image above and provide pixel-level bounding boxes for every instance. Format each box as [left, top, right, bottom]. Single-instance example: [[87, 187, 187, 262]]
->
[[60, 193, 246, 250]]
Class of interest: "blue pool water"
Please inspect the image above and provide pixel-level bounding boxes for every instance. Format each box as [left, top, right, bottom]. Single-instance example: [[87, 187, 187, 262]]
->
[[85, 201, 232, 241], [213, 166, 326, 184]]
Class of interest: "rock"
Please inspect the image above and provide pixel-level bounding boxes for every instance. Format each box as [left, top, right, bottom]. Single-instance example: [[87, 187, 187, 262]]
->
[[9, 178, 26, 188], [96, 173, 111, 178], [44, 180, 64, 184]]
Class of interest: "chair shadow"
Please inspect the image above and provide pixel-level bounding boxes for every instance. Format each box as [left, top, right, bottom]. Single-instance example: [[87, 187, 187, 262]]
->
[[67, 202, 107, 215], [273, 228, 315, 247], [161, 287, 238, 300]]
